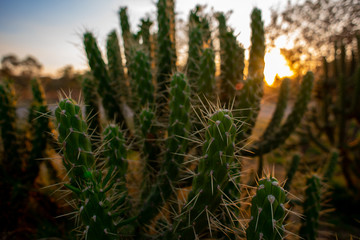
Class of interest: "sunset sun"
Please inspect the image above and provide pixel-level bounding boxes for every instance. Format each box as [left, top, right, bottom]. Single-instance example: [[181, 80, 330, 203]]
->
[[264, 48, 294, 86]]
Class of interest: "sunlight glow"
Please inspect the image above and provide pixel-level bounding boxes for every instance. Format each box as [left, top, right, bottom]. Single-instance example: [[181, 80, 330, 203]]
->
[[264, 48, 294, 86]]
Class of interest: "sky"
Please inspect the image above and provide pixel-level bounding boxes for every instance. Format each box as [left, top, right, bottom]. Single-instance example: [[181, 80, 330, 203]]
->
[[0, 0, 287, 76]]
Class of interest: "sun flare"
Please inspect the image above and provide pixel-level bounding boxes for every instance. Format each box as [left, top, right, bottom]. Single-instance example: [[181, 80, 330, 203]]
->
[[264, 48, 294, 86]]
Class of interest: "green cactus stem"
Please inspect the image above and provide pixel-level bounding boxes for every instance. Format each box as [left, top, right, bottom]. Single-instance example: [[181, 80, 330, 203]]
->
[[323, 150, 339, 181], [55, 99, 121, 239], [0, 79, 20, 174], [246, 71, 314, 156], [300, 174, 321, 240], [284, 154, 300, 191], [137, 73, 190, 226], [155, 0, 176, 116], [261, 78, 290, 140], [139, 18, 153, 57], [83, 32, 125, 126], [186, 25, 202, 95], [133, 50, 154, 110], [169, 109, 236, 239], [198, 48, 216, 102], [235, 8, 264, 141], [106, 30, 126, 96], [246, 177, 287, 240], [82, 74, 102, 136]]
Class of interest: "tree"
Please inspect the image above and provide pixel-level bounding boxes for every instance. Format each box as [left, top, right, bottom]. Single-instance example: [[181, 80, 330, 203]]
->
[[1, 54, 42, 77], [267, 0, 360, 72]]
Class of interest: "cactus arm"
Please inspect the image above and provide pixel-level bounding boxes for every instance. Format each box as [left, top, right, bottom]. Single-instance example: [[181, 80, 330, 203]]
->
[[235, 8, 265, 141], [246, 71, 314, 156], [168, 110, 236, 239], [284, 154, 300, 191], [133, 50, 154, 110], [300, 175, 321, 240], [83, 32, 125, 126], [55, 99, 119, 239], [198, 48, 216, 102], [156, 0, 177, 116], [261, 78, 290, 140], [137, 73, 190, 226], [82, 74, 102, 136], [246, 177, 287, 240], [0, 80, 20, 174], [323, 150, 339, 181], [106, 30, 126, 97]]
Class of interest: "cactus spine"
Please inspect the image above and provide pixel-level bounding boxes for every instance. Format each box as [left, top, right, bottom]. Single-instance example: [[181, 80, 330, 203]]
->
[[246, 177, 287, 240]]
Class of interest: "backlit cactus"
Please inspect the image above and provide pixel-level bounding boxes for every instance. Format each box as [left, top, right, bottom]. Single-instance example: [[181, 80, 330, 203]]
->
[[246, 177, 287, 240], [83, 32, 125, 126], [106, 30, 126, 96], [284, 154, 300, 191], [0, 79, 20, 172], [235, 8, 264, 140], [156, 0, 176, 115]]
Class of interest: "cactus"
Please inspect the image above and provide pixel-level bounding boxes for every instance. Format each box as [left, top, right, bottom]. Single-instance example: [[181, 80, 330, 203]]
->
[[219, 30, 245, 104], [186, 25, 202, 94], [246, 177, 287, 240], [300, 175, 321, 240], [82, 74, 102, 136], [139, 18, 153, 57], [156, 0, 176, 116], [235, 8, 264, 140], [55, 99, 130, 239], [261, 78, 290, 140], [119, 7, 132, 65], [133, 50, 154, 110], [137, 72, 190, 226], [246, 71, 314, 156], [0, 79, 20, 173], [139, 108, 161, 189], [83, 32, 126, 126], [169, 109, 236, 239], [284, 154, 300, 191], [27, 78, 55, 181], [323, 150, 339, 181], [198, 48, 216, 102], [304, 36, 360, 193], [106, 30, 126, 96]]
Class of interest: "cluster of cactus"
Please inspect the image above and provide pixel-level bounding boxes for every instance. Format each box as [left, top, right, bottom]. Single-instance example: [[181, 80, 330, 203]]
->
[[44, 2, 318, 239], [303, 35, 360, 195], [0, 78, 64, 237], [0, 1, 320, 239]]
